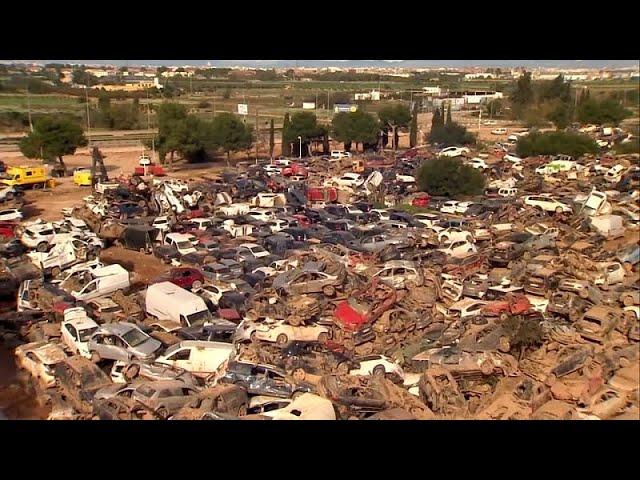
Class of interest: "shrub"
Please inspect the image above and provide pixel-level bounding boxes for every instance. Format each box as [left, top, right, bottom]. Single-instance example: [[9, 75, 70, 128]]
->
[[428, 122, 475, 147], [417, 157, 485, 197], [516, 131, 598, 158]]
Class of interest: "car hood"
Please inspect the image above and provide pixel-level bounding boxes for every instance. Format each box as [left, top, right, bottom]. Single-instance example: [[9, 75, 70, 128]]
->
[[131, 338, 162, 357]]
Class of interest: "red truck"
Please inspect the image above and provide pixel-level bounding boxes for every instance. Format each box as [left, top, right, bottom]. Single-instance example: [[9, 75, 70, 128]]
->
[[411, 194, 430, 207], [0, 221, 19, 240], [482, 294, 532, 320], [282, 163, 308, 178]]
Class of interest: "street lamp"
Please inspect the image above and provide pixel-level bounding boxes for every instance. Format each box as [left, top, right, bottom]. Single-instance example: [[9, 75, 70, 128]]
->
[[298, 136, 302, 159]]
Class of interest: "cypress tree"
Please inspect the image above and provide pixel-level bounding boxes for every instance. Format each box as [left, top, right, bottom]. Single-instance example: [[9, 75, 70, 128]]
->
[[409, 103, 418, 148], [446, 105, 452, 124], [432, 107, 441, 128], [269, 118, 275, 159], [282, 113, 291, 156]]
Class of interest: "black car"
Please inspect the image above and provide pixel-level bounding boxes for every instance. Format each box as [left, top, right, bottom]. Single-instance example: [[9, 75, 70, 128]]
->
[[109, 201, 145, 219], [304, 208, 334, 223], [180, 251, 211, 267], [281, 227, 308, 242], [320, 230, 356, 246], [324, 204, 348, 218], [220, 361, 314, 398], [352, 202, 373, 213], [54, 358, 113, 414], [280, 341, 355, 375], [0, 239, 26, 258], [153, 244, 180, 264]]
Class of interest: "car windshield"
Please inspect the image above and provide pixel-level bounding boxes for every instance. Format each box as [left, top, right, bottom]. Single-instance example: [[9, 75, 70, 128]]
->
[[177, 241, 193, 249], [122, 328, 149, 347], [79, 327, 98, 342], [186, 310, 211, 327], [251, 246, 266, 254]]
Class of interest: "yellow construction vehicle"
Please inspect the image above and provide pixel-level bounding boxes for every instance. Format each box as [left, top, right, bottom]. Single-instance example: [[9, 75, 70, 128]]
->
[[352, 159, 365, 173], [73, 169, 93, 186], [0, 166, 49, 188]]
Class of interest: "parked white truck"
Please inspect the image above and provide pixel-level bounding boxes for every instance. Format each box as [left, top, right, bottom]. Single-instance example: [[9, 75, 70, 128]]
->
[[28, 238, 100, 278]]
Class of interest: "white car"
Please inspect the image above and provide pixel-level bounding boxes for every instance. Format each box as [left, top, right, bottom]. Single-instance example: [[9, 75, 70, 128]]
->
[[61, 308, 100, 358], [164, 233, 197, 255], [327, 173, 364, 189], [414, 213, 440, 228], [349, 354, 405, 380], [152, 216, 171, 232], [274, 159, 292, 167], [605, 165, 625, 183], [438, 227, 474, 244], [265, 219, 290, 233], [259, 393, 336, 420], [343, 204, 364, 215], [14, 341, 67, 389], [467, 158, 488, 170], [138, 154, 151, 166], [440, 201, 460, 214], [369, 209, 391, 222], [193, 284, 235, 306], [438, 239, 477, 258], [503, 154, 523, 164], [396, 174, 416, 184], [330, 150, 352, 160], [491, 128, 507, 135], [446, 298, 487, 319], [263, 165, 282, 176], [523, 195, 572, 214], [0, 208, 23, 221], [439, 146, 470, 157], [454, 201, 474, 214], [248, 319, 331, 345], [237, 242, 270, 261], [525, 223, 560, 238], [246, 209, 276, 223]]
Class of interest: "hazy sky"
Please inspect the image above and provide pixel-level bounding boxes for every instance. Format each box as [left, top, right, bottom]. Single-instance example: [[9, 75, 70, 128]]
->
[[4, 60, 639, 69]]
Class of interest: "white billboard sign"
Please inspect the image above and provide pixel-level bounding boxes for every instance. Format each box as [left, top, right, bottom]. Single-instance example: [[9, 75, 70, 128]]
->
[[237, 104, 248, 115]]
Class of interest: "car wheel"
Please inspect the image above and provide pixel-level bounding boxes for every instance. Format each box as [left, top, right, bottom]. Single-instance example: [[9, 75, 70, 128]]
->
[[499, 312, 509, 322], [276, 334, 289, 346], [322, 285, 336, 297], [36, 242, 48, 253], [336, 362, 349, 375], [498, 337, 511, 353], [50, 266, 61, 278], [90, 351, 101, 364], [292, 368, 306, 382], [156, 407, 169, 419], [317, 332, 329, 344], [372, 365, 386, 377], [480, 360, 494, 376], [237, 404, 248, 416], [555, 207, 563, 214], [124, 364, 140, 381], [441, 236, 449, 243], [191, 280, 202, 290], [250, 331, 259, 343], [619, 357, 631, 368], [578, 289, 589, 299], [622, 295, 634, 307]]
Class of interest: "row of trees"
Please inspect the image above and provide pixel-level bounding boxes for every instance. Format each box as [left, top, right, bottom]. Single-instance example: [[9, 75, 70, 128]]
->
[[509, 72, 631, 128], [427, 104, 475, 146]]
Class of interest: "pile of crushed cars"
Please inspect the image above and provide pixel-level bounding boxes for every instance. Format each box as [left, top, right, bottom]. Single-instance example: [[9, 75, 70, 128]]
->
[[0, 146, 638, 420]]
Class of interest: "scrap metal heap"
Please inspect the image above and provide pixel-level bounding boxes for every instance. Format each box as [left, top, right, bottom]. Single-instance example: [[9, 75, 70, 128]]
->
[[0, 143, 638, 420]]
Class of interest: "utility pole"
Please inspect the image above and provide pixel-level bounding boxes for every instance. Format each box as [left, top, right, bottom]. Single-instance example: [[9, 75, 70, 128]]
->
[[255, 108, 259, 163], [26, 86, 34, 132], [146, 91, 155, 163], [478, 106, 482, 136], [212, 91, 216, 119], [85, 86, 92, 148]]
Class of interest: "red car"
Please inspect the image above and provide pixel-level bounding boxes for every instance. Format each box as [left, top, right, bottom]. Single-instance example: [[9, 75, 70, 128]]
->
[[282, 163, 308, 177], [151, 267, 205, 291], [411, 194, 430, 207], [292, 214, 311, 228], [482, 294, 532, 320], [0, 221, 19, 240]]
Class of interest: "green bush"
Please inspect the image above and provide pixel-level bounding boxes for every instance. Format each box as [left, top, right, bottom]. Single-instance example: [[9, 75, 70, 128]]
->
[[417, 157, 485, 197], [428, 122, 475, 146], [516, 131, 598, 158], [613, 141, 639, 155], [577, 98, 631, 126]]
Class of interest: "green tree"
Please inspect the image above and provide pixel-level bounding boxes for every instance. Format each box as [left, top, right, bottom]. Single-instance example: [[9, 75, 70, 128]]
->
[[286, 111, 326, 157], [446, 105, 452, 124], [378, 104, 411, 150], [431, 107, 442, 129], [211, 112, 253, 167], [428, 121, 475, 146], [281, 113, 291, 156], [269, 118, 275, 159], [540, 75, 571, 103], [154, 103, 189, 165], [546, 101, 572, 130], [509, 71, 534, 115], [417, 157, 485, 197], [110, 103, 140, 130], [577, 98, 631, 126], [222, 88, 232, 99], [19, 116, 87, 169], [331, 110, 379, 152], [71, 68, 97, 86], [516, 131, 598, 158], [409, 103, 418, 148]]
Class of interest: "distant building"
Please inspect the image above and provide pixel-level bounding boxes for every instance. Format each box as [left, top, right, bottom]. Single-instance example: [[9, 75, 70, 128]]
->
[[99, 77, 163, 91], [334, 104, 358, 113], [354, 90, 381, 101], [422, 86, 441, 95], [464, 73, 496, 80]]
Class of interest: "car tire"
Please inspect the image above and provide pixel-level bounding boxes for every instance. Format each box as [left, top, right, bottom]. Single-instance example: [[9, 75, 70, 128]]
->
[[50, 266, 61, 278], [372, 365, 386, 377], [578, 289, 589, 299], [480, 360, 494, 376], [322, 285, 336, 297], [191, 280, 202, 290], [124, 364, 140, 380], [250, 331, 259, 343], [555, 207, 563, 214], [276, 334, 289, 346], [498, 337, 511, 353], [622, 295, 634, 307], [36, 242, 48, 253], [292, 368, 306, 382], [156, 407, 168, 419], [317, 332, 329, 344], [336, 362, 349, 375], [499, 312, 509, 322]]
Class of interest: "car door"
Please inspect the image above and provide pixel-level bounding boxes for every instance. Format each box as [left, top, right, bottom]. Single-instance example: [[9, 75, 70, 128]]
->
[[375, 267, 394, 286], [94, 334, 123, 361], [263, 370, 291, 397], [62, 323, 79, 354], [163, 348, 192, 371]]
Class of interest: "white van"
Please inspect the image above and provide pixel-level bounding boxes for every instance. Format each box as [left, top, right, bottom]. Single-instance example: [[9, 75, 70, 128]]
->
[[590, 215, 625, 239], [498, 188, 518, 197], [69, 264, 130, 302], [330, 150, 351, 160], [155, 340, 234, 380], [145, 282, 212, 328]]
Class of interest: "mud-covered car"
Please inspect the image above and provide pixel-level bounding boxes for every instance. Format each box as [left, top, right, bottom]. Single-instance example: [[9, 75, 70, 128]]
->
[[54, 356, 113, 414], [220, 360, 314, 398], [411, 347, 519, 378], [575, 306, 625, 344], [547, 291, 590, 322], [273, 267, 344, 297]]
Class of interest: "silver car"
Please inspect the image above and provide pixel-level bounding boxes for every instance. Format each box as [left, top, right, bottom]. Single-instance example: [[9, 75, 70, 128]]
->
[[87, 322, 161, 363]]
